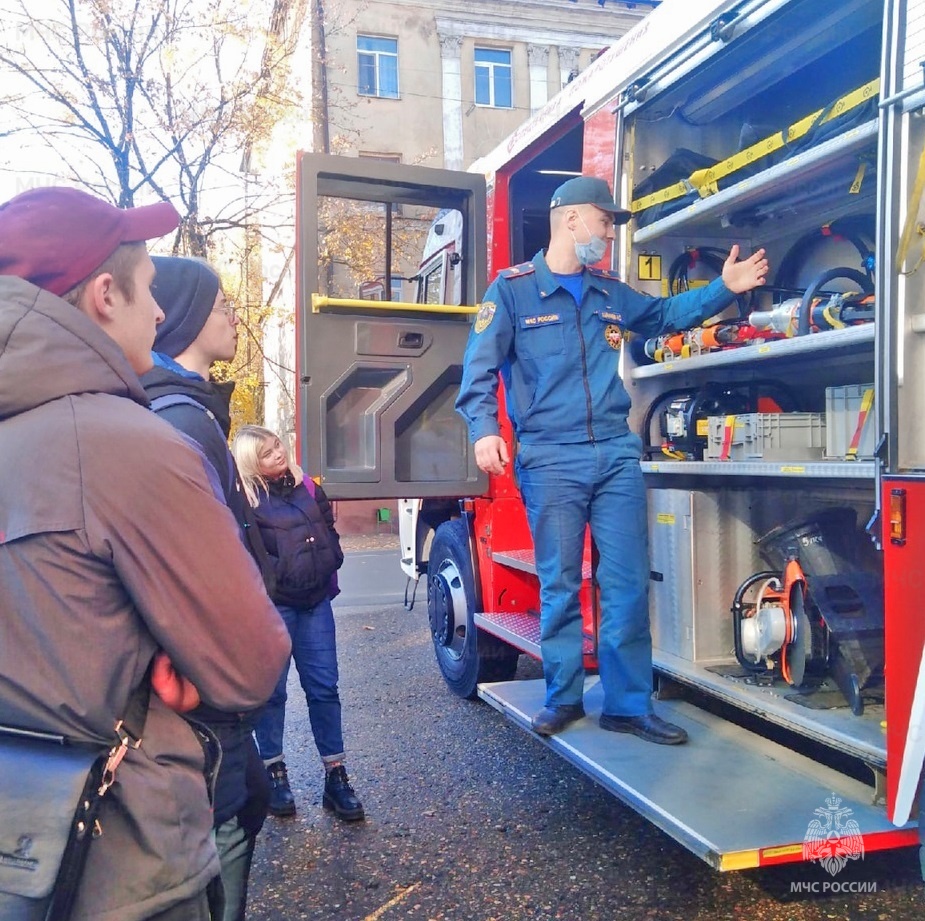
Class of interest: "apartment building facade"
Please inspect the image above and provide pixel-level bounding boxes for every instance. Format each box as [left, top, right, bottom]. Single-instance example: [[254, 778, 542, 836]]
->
[[320, 0, 655, 169], [263, 1, 657, 530]]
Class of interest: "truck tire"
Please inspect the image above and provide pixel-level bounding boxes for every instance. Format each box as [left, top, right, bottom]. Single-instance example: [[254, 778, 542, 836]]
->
[[427, 518, 519, 699]]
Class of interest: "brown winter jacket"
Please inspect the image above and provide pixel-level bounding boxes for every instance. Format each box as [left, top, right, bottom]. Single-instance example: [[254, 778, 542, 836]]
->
[[0, 277, 291, 921]]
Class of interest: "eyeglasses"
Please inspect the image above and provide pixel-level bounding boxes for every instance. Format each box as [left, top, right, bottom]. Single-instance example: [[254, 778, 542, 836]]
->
[[212, 301, 239, 319]]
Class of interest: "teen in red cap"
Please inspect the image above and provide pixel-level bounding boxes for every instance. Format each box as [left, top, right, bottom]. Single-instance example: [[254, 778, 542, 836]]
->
[[0, 186, 182, 373], [0, 187, 291, 921]]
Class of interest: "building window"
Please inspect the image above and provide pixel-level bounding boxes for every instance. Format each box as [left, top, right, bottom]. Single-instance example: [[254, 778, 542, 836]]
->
[[357, 35, 399, 98], [474, 47, 512, 108]]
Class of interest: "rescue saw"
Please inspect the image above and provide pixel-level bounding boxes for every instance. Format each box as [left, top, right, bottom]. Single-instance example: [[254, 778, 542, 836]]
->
[[732, 558, 815, 688], [730, 507, 884, 715]]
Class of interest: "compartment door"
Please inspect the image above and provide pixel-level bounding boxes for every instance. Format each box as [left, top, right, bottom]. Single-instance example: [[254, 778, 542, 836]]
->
[[297, 153, 487, 500], [877, 0, 925, 824]]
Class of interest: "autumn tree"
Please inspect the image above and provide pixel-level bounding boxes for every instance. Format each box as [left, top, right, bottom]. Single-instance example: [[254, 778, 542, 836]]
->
[[0, 0, 306, 253], [0, 0, 388, 429], [0, 0, 314, 424]]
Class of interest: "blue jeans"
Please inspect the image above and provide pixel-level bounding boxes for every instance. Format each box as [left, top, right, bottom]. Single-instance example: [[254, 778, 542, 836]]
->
[[515, 433, 653, 717], [254, 599, 345, 764]]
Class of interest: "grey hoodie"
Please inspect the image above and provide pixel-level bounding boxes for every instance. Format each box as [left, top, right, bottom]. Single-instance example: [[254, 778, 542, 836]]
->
[[0, 277, 290, 920]]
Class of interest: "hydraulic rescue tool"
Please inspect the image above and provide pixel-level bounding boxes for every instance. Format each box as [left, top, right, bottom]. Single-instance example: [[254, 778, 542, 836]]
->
[[731, 508, 884, 715]]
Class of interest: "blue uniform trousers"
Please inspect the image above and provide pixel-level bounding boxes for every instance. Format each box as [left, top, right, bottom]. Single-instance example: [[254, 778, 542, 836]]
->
[[515, 432, 653, 716]]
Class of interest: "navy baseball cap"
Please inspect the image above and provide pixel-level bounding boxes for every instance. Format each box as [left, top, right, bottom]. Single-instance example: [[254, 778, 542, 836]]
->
[[550, 176, 632, 225]]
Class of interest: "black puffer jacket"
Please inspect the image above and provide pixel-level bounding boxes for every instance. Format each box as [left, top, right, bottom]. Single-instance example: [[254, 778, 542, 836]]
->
[[254, 474, 344, 609]]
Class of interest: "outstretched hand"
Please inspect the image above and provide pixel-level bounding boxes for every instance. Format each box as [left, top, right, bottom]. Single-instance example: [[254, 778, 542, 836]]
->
[[722, 244, 769, 294]]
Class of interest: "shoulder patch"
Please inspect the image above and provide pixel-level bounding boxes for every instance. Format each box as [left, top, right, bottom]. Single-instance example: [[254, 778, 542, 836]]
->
[[500, 262, 535, 279], [474, 301, 496, 334], [588, 267, 621, 280]]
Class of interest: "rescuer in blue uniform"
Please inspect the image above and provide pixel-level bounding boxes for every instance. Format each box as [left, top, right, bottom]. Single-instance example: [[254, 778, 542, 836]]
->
[[455, 176, 769, 742]]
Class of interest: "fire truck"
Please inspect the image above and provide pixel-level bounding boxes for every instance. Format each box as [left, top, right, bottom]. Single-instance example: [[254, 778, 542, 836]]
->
[[296, 0, 925, 869]]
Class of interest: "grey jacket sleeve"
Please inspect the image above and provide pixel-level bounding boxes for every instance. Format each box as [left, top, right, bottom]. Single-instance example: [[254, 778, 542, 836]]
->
[[82, 412, 291, 712]]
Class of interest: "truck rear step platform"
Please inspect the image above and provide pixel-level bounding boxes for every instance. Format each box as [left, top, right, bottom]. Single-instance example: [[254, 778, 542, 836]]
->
[[478, 676, 917, 869]]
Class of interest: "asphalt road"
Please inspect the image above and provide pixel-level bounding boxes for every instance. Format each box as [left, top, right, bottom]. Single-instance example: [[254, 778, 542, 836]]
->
[[246, 550, 924, 921]]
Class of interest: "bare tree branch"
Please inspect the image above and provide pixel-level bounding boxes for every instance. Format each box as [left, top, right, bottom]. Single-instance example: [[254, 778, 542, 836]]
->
[[0, 0, 320, 426]]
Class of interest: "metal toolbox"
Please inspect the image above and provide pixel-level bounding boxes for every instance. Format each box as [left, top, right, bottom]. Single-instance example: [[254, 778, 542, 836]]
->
[[825, 384, 875, 460], [705, 413, 826, 461], [648, 490, 751, 663]]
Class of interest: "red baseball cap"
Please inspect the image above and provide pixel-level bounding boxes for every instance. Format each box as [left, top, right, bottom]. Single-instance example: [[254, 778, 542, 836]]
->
[[0, 186, 181, 296]]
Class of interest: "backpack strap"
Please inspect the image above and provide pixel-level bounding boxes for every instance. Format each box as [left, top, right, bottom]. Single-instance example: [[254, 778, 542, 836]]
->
[[150, 394, 277, 595], [149, 394, 236, 494]]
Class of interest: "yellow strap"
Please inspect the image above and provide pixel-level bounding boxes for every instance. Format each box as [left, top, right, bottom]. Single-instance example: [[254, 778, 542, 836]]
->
[[846, 388, 875, 459], [632, 178, 693, 214], [849, 158, 868, 195], [897, 142, 925, 274], [631, 78, 880, 214], [822, 301, 846, 329], [719, 414, 737, 461]]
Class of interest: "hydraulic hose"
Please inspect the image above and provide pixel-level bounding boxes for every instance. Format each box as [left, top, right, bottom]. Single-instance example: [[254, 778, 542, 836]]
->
[[774, 216, 876, 290], [797, 266, 874, 337], [667, 247, 750, 319]]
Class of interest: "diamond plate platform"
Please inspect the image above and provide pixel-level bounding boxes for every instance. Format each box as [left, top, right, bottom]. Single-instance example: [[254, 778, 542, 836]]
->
[[491, 548, 592, 580], [475, 610, 594, 658]]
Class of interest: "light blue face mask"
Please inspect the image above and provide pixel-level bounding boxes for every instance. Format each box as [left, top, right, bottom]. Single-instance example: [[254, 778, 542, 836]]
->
[[571, 213, 608, 266]]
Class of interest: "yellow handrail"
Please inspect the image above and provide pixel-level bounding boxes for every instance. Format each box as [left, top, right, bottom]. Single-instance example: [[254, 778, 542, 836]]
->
[[312, 294, 479, 315]]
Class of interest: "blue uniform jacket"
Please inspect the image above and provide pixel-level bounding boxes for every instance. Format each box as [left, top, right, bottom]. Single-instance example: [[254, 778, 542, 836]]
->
[[455, 250, 737, 445]]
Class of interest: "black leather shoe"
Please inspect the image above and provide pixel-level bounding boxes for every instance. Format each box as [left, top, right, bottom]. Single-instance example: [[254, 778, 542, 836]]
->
[[531, 703, 585, 736], [266, 761, 297, 816], [323, 765, 365, 821], [599, 712, 688, 745]]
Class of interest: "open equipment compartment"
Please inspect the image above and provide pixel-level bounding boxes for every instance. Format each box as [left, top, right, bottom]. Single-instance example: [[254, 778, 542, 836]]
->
[[620, 0, 886, 781]]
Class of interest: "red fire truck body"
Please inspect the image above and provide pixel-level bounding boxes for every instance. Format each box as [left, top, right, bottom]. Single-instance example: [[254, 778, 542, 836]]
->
[[296, 0, 925, 869]]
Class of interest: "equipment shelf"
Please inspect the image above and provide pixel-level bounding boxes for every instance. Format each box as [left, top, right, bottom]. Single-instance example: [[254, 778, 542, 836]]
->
[[631, 323, 874, 380], [632, 120, 878, 245], [641, 460, 876, 479], [652, 649, 886, 767]]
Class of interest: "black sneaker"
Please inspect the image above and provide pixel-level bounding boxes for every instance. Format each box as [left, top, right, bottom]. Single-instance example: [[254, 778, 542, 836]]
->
[[323, 765, 365, 822], [266, 761, 296, 816]]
